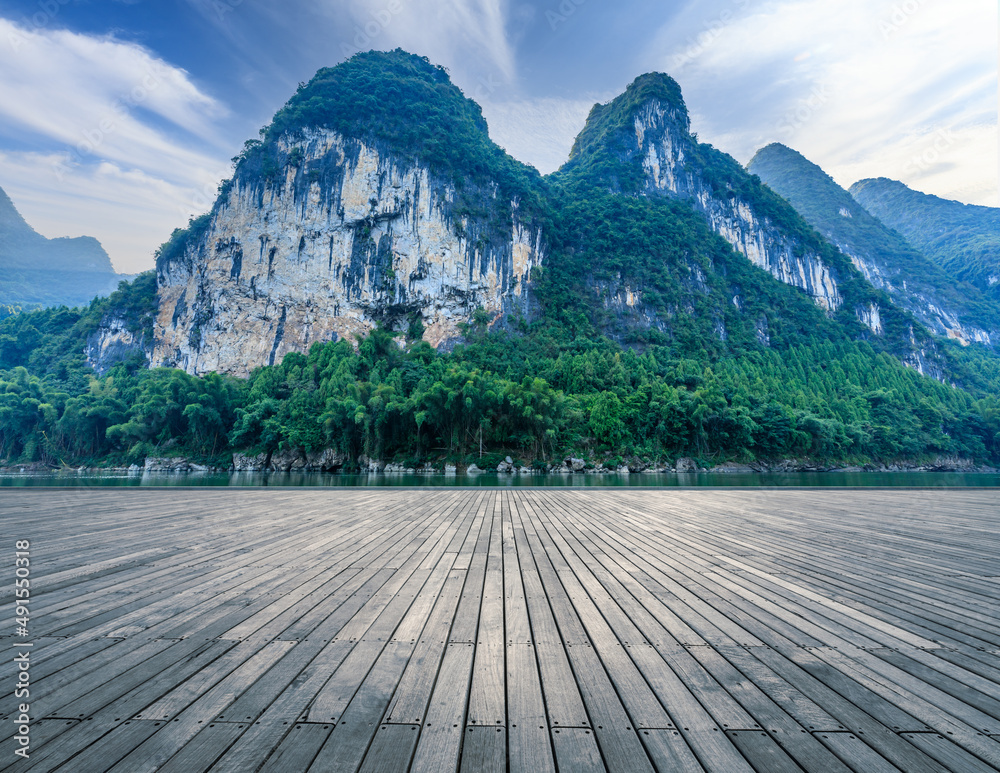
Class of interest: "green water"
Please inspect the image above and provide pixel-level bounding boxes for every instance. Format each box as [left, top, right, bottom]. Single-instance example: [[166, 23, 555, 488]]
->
[[0, 471, 997, 487]]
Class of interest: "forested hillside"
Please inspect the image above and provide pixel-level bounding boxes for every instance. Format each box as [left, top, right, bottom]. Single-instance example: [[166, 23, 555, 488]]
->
[[3, 315, 999, 470], [748, 143, 999, 345]]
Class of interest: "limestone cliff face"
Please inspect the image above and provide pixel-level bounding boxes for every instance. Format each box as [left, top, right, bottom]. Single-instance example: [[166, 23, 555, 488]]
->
[[152, 130, 543, 377], [633, 101, 842, 311], [855, 303, 883, 336], [841, 245, 992, 347], [86, 315, 151, 375]]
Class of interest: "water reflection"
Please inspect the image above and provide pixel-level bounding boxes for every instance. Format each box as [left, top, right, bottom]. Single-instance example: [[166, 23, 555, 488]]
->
[[0, 470, 997, 488]]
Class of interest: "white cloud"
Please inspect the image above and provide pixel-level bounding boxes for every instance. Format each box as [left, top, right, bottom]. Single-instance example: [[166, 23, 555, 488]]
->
[[641, 0, 999, 205], [480, 95, 605, 173], [0, 19, 237, 272], [334, 0, 519, 88]]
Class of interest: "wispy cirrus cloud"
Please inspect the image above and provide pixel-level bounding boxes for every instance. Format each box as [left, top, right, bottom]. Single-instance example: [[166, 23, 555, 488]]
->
[[0, 18, 235, 271]]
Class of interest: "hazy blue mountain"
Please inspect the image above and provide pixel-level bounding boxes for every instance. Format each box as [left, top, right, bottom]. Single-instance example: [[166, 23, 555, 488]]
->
[[850, 178, 1000, 303], [0, 185, 121, 309]]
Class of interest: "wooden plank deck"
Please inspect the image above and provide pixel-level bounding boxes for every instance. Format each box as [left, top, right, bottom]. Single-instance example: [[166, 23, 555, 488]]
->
[[1, 488, 998, 772]]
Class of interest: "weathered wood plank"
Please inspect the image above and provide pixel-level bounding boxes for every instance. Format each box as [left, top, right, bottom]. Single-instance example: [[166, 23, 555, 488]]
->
[[157, 722, 249, 773], [408, 642, 475, 773], [0, 488, 997, 773], [357, 724, 421, 773], [258, 723, 332, 773], [550, 727, 607, 773]]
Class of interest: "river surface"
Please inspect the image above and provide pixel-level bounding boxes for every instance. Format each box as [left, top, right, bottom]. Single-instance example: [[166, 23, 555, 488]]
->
[[0, 471, 998, 487]]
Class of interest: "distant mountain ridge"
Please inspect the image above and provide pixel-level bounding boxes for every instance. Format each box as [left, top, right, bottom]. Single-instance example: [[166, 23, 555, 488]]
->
[[850, 178, 1000, 302], [0, 184, 121, 309], [747, 143, 998, 348]]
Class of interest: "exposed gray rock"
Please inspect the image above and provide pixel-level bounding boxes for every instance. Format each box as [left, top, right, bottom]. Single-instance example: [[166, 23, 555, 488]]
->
[[710, 462, 757, 473], [634, 101, 842, 312], [305, 448, 345, 471], [143, 457, 194, 472], [86, 315, 151, 375], [269, 449, 306, 472], [675, 457, 698, 473], [359, 456, 385, 473], [232, 452, 270, 472], [153, 129, 544, 377]]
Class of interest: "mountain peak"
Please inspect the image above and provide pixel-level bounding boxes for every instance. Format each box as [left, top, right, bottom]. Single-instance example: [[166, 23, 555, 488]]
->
[[0, 184, 39, 243], [567, 71, 688, 169], [850, 177, 910, 198], [748, 143, 860, 216], [850, 177, 1000, 300], [236, 49, 504, 186], [751, 142, 815, 170], [0, 184, 119, 308], [264, 49, 483, 141]]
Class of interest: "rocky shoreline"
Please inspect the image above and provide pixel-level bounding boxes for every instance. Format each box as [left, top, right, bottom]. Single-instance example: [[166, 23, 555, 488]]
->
[[1, 454, 996, 476]]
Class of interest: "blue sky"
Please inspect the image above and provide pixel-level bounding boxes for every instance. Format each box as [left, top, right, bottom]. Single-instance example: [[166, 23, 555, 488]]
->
[[0, 0, 996, 273]]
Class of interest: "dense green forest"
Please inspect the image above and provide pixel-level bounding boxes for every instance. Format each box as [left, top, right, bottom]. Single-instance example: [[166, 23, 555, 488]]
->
[[2, 51, 999, 471], [2, 278, 999, 469]]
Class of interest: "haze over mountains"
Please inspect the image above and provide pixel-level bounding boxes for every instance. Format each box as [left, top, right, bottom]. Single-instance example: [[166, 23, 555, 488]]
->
[[0, 185, 123, 310]]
